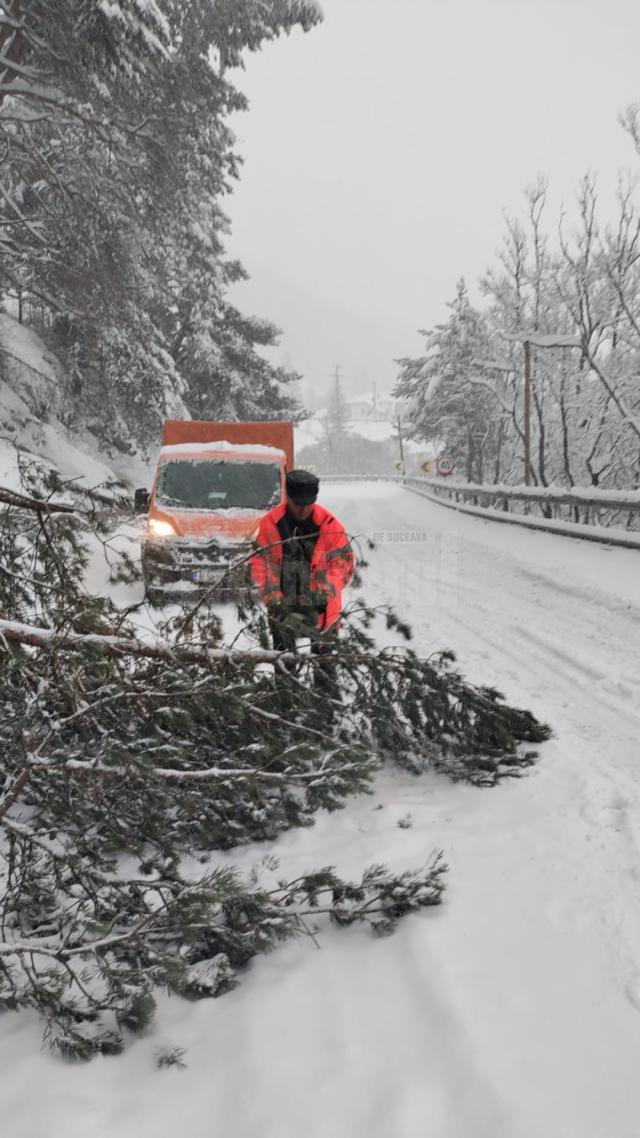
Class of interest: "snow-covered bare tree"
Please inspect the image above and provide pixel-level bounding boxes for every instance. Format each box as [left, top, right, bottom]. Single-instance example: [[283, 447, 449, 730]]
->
[[475, 173, 640, 493], [556, 168, 640, 489]]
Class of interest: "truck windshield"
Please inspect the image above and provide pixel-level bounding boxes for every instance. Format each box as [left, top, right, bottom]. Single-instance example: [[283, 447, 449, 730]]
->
[[156, 460, 281, 511]]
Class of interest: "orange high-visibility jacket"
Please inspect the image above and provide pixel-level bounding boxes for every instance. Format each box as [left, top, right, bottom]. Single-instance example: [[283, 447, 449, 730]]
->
[[250, 503, 355, 628]]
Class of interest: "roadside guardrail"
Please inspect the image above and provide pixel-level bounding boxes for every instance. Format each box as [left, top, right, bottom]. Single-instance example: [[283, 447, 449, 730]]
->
[[322, 475, 640, 550]]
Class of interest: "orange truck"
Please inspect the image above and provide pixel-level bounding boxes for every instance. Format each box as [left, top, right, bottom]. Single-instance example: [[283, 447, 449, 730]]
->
[[135, 420, 294, 600]]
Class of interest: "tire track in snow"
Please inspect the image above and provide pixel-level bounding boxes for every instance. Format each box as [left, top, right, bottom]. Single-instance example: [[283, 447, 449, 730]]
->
[[334, 484, 640, 1021]]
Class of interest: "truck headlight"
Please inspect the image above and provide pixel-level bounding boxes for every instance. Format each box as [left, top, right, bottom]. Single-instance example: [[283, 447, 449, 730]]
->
[[147, 518, 176, 538]]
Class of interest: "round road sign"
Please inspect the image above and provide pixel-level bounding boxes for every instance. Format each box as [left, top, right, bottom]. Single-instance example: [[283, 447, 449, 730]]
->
[[435, 454, 455, 476]]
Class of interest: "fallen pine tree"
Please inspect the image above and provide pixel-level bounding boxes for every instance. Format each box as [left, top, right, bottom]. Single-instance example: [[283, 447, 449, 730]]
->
[[0, 470, 550, 1057]]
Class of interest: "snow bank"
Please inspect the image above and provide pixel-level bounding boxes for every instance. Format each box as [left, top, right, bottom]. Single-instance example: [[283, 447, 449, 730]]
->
[[427, 476, 640, 506], [0, 378, 118, 496], [410, 483, 640, 549], [0, 313, 152, 495]]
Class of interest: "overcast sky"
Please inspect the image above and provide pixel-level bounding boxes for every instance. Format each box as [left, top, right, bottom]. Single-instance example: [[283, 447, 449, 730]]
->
[[227, 0, 640, 403]]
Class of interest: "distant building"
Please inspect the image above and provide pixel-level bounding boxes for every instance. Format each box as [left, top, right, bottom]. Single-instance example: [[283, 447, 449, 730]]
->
[[345, 389, 400, 423]]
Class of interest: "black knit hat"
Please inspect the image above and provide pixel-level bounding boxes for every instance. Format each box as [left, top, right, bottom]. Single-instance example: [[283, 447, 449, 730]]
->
[[285, 469, 319, 505]]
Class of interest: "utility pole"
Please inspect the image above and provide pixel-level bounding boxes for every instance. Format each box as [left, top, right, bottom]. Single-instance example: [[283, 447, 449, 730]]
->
[[331, 365, 344, 417], [396, 415, 405, 475], [523, 339, 532, 486], [503, 332, 581, 486], [327, 365, 348, 444]]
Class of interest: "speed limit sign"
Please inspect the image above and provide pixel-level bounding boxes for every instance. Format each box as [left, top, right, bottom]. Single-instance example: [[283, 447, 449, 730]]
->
[[435, 454, 455, 476]]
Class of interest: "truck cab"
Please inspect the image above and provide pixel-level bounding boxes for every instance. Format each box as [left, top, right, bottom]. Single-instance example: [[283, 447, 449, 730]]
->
[[138, 420, 294, 600]]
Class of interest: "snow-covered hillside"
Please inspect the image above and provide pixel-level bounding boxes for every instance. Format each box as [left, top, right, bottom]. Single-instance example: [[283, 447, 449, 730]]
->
[[0, 313, 150, 496], [3, 481, 640, 1138]]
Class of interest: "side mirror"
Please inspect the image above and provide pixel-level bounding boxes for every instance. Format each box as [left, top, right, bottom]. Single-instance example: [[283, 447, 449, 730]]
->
[[134, 488, 149, 514]]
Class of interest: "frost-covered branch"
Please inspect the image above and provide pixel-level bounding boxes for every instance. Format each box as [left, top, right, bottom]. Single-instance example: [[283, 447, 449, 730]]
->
[[0, 485, 75, 514], [23, 752, 363, 788]]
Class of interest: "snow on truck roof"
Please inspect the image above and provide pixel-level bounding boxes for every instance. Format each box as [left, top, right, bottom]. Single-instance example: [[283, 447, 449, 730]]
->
[[159, 441, 285, 459]]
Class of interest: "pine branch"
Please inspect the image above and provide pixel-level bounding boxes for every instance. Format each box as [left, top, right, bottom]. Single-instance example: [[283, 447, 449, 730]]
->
[[0, 916, 157, 959], [22, 753, 362, 788], [0, 765, 31, 820], [0, 486, 75, 514], [0, 616, 296, 664]]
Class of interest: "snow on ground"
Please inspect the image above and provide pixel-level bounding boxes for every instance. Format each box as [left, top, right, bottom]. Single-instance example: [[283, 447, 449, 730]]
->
[[3, 482, 640, 1137], [0, 312, 151, 495], [0, 376, 119, 497]]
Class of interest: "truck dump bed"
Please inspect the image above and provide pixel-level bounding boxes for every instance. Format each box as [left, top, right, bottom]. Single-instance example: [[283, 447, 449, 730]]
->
[[162, 420, 295, 470]]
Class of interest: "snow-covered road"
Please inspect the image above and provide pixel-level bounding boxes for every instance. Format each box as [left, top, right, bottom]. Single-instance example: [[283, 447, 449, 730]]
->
[[4, 482, 640, 1138], [335, 484, 640, 1136]]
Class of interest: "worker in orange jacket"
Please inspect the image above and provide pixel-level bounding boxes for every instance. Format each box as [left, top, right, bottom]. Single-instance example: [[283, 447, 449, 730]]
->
[[250, 469, 355, 656]]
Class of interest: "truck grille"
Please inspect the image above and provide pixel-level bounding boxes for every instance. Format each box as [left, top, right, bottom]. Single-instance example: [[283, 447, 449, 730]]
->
[[172, 539, 247, 569], [142, 536, 251, 592]]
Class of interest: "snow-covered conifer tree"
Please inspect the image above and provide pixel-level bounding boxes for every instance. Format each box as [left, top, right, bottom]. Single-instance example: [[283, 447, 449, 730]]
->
[[395, 280, 499, 482], [0, 1, 320, 451]]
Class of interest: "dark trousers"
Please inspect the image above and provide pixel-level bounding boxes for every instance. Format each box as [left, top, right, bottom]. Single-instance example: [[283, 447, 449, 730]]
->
[[268, 609, 338, 696]]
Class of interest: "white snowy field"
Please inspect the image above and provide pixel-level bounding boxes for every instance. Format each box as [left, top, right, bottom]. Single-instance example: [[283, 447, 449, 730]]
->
[[3, 481, 640, 1138]]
